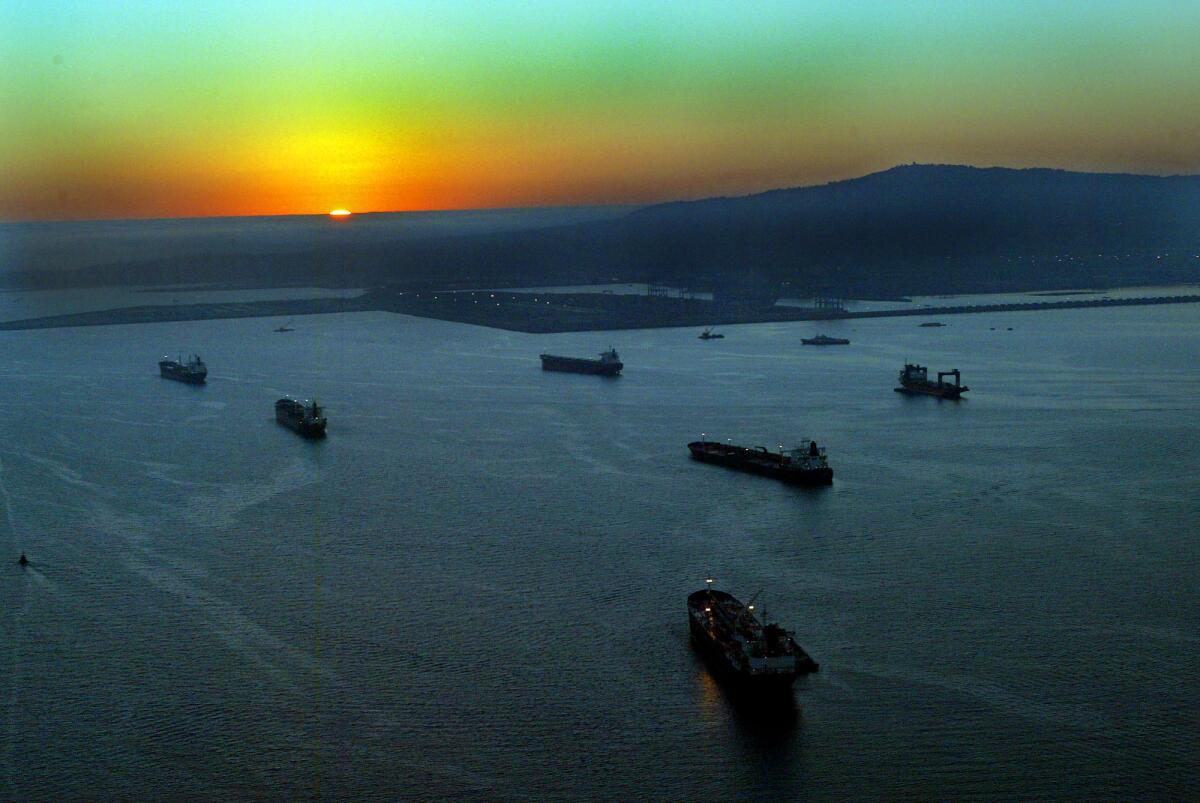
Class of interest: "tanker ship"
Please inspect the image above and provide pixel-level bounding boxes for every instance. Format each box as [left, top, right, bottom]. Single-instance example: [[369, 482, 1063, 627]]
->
[[275, 397, 327, 438], [688, 439, 833, 485], [688, 579, 819, 690]]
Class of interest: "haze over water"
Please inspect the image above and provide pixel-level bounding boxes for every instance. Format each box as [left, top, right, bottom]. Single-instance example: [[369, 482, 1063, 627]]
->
[[1, 300, 1196, 798]]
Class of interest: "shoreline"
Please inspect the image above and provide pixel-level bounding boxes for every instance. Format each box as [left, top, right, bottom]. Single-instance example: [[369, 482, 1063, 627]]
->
[[0, 289, 1198, 333]]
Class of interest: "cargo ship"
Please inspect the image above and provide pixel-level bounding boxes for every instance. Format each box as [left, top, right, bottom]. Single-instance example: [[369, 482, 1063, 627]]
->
[[688, 439, 832, 485], [688, 579, 819, 690], [801, 334, 850, 345], [159, 354, 207, 384], [894, 363, 968, 399], [698, 328, 725, 340], [539, 347, 623, 376], [275, 397, 327, 438]]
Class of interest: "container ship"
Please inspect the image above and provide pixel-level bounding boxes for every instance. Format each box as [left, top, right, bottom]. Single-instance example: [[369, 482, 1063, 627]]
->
[[894, 363, 968, 398], [688, 439, 832, 485], [539, 347, 623, 376], [801, 334, 850, 345], [275, 397, 327, 438], [159, 354, 207, 384], [688, 579, 819, 690]]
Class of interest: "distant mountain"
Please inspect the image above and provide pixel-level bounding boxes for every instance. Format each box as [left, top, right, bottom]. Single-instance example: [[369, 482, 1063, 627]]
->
[[7, 165, 1199, 295], [616, 164, 1200, 295]]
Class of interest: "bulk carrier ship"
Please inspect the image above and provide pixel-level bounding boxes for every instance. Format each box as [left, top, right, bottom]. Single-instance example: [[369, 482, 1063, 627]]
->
[[539, 347, 623, 376], [801, 334, 849, 345], [159, 354, 207, 384]]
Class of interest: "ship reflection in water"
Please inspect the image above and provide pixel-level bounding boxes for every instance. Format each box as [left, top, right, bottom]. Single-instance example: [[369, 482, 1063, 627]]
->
[[693, 655, 805, 792], [694, 663, 802, 728]]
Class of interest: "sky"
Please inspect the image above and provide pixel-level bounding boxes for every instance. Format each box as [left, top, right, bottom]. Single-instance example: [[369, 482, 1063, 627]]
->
[[1, 0, 1198, 221]]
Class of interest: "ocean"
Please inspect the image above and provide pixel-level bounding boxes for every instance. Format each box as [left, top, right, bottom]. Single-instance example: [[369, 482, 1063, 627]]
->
[[1, 300, 1196, 799]]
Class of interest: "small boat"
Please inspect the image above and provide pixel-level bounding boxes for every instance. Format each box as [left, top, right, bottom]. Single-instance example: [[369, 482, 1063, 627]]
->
[[698, 328, 725, 340], [274, 323, 295, 332], [919, 322, 946, 327], [801, 334, 850, 346], [18, 553, 29, 567]]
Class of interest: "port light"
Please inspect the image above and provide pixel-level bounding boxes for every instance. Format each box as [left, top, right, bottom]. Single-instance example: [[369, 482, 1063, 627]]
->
[[704, 607, 711, 613]]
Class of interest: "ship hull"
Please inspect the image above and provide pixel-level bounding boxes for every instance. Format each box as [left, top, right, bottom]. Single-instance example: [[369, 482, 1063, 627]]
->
[[894, 382, 967, 399], [688, 443, 832, 486], [159, 365, 206, 384], [539, 355, 622, 376], [689, 618, 799, 693], [276, 412, 327, 438]]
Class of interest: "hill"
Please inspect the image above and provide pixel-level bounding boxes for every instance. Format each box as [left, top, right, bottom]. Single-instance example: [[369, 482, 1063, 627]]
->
[[6, 165, 1198, 296]]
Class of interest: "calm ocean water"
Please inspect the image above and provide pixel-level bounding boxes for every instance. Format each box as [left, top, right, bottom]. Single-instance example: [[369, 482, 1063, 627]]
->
[[1, 302, 1197, 799]]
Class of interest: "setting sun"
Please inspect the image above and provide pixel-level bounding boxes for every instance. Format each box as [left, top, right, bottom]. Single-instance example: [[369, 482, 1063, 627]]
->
[[329, 208, 352, 217]]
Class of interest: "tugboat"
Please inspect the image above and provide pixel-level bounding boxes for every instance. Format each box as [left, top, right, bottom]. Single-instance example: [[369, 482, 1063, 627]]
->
[[895, 363, 968, 399], [801, 334, 850, 346], [698, 328, 725, 340], [689, 578, 819, 690], [275, 397, 327, 438], [159, 354, 207, 384], [539, 347, 623, 376], [688, 439, 833, 485]]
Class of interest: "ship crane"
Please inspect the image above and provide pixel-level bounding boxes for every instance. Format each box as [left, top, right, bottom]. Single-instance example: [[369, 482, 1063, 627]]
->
[[741, 588, 764, 627], [937, 369, 962, 387]]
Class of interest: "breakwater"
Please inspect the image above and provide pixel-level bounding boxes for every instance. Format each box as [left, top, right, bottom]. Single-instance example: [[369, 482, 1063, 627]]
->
[[0, 289, 1196, 333]]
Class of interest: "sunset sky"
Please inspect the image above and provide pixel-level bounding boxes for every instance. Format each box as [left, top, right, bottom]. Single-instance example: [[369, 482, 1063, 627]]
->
[[2, 0, 1198, 221]]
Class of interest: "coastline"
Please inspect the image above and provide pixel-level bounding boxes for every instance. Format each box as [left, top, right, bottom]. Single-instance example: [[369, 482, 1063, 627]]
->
[[0, 287, 1198, 333]]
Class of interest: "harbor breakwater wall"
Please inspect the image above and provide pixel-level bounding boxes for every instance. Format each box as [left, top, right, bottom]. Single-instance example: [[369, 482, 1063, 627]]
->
[[0, 290, 1196, 333]]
